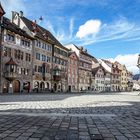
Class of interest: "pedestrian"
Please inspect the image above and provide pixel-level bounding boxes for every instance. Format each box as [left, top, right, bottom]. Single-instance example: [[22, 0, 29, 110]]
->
[[28, 84, 30, 93]]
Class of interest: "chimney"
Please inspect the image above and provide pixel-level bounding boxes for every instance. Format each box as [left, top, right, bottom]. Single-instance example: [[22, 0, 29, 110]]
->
[[80, 46, 83, 51], [11, 11, 20, 26], [11, 11, 17, 22], [19, 11, 23, 17]]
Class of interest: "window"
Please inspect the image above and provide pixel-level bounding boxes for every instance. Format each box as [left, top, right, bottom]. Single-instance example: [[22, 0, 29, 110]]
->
[[38, 66, 42, 73], [58, 59, 61, 64], [21, 39, 30, 47], [26, 53, 31, 62], [55, 58, 57, 64], [55, 47, 60, 54], [57, 58, 59, 64], [25, 69, 29, 75], [18, 68, 22, 74], [62, 50, 67, 57], [3, 47, 11, 57], [44, 44, 47, 50], [7, 34, 15, 42], [34, 65, 37, 72], [37, 41, 41, 47], [42, 54, 46, 61], [21, 68, 26, 75], [15, 50, 18, 59], [21, 52, 24, 60], [14, 49, 24, 60], [42, 43, 45, 49], [62, 60, 64, 65], [46, 66, 50, 73], [46, 56, 51, 62], [36, 53, 40, 60], [48, 44, 52, 51]]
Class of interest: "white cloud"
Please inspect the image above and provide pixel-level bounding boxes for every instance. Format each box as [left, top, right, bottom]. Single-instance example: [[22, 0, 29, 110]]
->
[[76, 19, 101, 38], [44, 18, 75, 43], [69, 18, 74, 38], [108, 53, 139, 74], [45, 20, 56, 34], [1, 0, 26, 18], [76, 17, 140, 46]]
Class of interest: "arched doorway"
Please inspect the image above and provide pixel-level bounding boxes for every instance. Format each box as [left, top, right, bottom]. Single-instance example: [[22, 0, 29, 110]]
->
[[3, 81, 9, 93], [23, 82, 30, 93], [40, 82, 45, 91], [46, 82, 49, 89], [13, 80, 20, 93], [34, 81, 39, 92], [54, 83, 57, 91], [58, 84, 61, 92]]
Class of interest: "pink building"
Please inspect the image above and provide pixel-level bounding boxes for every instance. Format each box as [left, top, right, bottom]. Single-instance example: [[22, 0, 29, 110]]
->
[[68, 51, 78, 92]]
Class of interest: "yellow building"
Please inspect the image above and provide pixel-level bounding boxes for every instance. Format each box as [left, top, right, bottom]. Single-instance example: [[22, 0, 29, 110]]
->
[[114, 62, 128, 91]]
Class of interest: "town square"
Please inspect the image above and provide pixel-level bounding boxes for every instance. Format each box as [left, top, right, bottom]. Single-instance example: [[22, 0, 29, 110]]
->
[[0, 0, 140, 140], [0, 92, 140, 140]]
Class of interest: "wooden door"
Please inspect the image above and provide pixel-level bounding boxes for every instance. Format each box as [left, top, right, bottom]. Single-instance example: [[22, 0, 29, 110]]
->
[[13, 80, 20, 93]]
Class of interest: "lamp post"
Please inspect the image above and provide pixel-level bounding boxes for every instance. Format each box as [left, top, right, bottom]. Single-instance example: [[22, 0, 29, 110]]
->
[[137, 54, 140, 95]]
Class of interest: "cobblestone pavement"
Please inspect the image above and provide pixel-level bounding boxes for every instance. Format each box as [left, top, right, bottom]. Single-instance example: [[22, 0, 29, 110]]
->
[[0, 92, 140, 140]]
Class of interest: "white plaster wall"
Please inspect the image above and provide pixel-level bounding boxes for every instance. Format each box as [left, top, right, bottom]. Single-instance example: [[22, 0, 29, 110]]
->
[[98, 59, 111, 73], [65, 44, 80, 57]]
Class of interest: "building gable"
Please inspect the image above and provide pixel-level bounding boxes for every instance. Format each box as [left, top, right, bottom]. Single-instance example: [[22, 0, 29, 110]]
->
[[0, 3, 5, 17]]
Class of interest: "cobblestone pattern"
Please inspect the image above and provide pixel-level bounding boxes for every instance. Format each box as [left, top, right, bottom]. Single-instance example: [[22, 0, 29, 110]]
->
[[0, 92, 140, 140]]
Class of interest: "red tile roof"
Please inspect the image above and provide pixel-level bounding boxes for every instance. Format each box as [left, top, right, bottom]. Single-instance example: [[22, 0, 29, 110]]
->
[[5, 58, 17, 65]]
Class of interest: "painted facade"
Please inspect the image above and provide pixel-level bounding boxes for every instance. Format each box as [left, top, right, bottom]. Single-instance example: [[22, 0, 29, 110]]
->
[[92, 63, 106, 92], [111, 63, 121, 91], [12, 11, 69, 92], [52, 45, 68, 92], [0, 17, 33, 94], [0, 3, 5, 94], [65, 44, 98, 91], [0, 4, 134, 94], [68, 51, 78, 92], [99, 59, 111, 91], [114, 62, 128, 91]]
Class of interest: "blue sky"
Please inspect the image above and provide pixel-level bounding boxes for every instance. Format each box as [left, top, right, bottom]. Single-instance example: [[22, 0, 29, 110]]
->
[[1, 0, 140, 74]]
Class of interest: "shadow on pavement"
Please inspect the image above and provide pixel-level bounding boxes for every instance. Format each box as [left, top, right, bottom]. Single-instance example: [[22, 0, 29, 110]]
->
[[0, 92, 138, 103]]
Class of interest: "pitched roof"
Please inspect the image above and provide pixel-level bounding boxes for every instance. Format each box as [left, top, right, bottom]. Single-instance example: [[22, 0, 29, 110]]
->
[[92, 63, 106, 75], [101, 59, 112, 67], [21, 16, 68, 51], [92, 63, 100, 74], [73, 44, 98, 63], [68, 51, 78, 59], [5, 58, 17, 65], [0, 3, 5, 16], [2, 17, 33, 39]]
